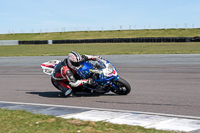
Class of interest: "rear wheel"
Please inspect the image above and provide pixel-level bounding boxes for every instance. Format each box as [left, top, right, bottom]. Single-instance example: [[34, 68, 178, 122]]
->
[[112, 77, 131, 95]]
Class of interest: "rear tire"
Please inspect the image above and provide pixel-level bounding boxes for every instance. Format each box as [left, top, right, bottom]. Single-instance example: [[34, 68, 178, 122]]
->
[[113, 77, 131, 95]]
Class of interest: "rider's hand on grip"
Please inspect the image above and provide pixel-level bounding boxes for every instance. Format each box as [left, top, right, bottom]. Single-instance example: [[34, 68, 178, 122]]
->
[[87, 78, 93, 85]]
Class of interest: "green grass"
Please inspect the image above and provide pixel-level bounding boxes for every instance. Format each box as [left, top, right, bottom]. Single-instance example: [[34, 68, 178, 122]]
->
[[0, 42, 200, 57], [0, 29, 200, 41], [0, 109, 175, 133]]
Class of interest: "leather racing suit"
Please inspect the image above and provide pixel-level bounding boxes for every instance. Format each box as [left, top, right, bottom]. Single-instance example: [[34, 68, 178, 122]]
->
[[51, 55, 102, 96]]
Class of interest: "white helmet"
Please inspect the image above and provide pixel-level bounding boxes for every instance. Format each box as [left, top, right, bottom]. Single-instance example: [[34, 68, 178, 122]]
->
[[67, 51, 82, 69]]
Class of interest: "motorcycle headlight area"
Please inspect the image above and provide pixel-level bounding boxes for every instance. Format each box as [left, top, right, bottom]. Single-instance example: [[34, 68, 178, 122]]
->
[[102, 63, 115, 77], [108, 64, 114, 73]]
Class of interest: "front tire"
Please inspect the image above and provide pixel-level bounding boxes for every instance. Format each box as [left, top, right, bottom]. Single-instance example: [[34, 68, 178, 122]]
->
[[113, 77, 131, 95]]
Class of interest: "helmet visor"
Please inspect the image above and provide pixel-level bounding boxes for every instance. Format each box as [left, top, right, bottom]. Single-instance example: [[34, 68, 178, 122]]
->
[[70, 60, 80, 67]]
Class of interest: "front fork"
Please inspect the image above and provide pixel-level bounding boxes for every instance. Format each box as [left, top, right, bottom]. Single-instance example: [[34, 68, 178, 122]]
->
[[101, 75, 120, 91], [87, 75, 120, 93]]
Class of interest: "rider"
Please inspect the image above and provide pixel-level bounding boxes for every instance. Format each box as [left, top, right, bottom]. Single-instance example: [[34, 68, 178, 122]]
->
[[52, 51, 102, 97]]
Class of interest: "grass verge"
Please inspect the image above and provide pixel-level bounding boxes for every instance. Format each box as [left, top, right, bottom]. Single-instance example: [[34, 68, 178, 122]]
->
[[0, 109, 175, 133], [0, 29, 200, 41], [0, 42, 200, 57]]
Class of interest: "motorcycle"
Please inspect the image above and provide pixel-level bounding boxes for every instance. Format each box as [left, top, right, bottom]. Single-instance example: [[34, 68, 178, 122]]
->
[[41, 58, 131, 96]]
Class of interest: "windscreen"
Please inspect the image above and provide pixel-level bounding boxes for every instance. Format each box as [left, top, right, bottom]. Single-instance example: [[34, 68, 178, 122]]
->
[[89, 60, 106, 69]]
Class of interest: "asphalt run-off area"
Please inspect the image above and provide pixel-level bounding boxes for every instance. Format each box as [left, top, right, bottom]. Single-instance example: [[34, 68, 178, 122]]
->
[[0, 54, 200, 132]]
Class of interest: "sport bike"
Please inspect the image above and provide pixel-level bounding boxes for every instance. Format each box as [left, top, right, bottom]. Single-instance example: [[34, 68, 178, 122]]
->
[[41, 58, 131, 96]]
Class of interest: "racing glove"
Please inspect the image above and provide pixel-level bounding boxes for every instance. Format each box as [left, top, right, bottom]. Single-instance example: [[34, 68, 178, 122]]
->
[[87, 78, 93, 85]]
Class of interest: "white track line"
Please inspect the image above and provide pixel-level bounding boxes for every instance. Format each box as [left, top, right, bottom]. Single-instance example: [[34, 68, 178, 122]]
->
[[1, 100, 200, 120]]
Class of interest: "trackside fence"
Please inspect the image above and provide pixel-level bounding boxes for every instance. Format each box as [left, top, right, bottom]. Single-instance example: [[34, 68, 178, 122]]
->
[[0, 40, 18, 45], [19, 40, 48, 45], [18, 37, 200, 45], [1, 37, 200, 45], [52, 37, 192, 44]]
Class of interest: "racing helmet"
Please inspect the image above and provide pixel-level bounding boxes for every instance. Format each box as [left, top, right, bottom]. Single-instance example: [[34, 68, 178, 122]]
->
[[67, 51, 82, 69]]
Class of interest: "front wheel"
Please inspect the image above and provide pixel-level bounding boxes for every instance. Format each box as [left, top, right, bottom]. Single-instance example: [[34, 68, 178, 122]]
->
[[112, 77, 131, 95]]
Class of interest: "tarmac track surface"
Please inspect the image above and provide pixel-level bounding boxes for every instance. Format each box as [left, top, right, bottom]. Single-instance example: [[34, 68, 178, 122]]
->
[[0, 54, 200, 117]]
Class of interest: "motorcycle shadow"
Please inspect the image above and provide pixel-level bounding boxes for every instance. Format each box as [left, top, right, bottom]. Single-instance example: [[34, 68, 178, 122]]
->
[[73, 92, 117, 97], [26, 91, 117, 98]]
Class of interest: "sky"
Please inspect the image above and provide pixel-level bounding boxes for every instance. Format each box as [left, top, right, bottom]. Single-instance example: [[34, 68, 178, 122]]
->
[[0, 0, 200, 33]]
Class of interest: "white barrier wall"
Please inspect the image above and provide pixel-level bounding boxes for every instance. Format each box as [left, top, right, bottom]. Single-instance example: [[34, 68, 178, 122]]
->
[[48, 40, 53, 44], [0, 40, 19, 45]]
